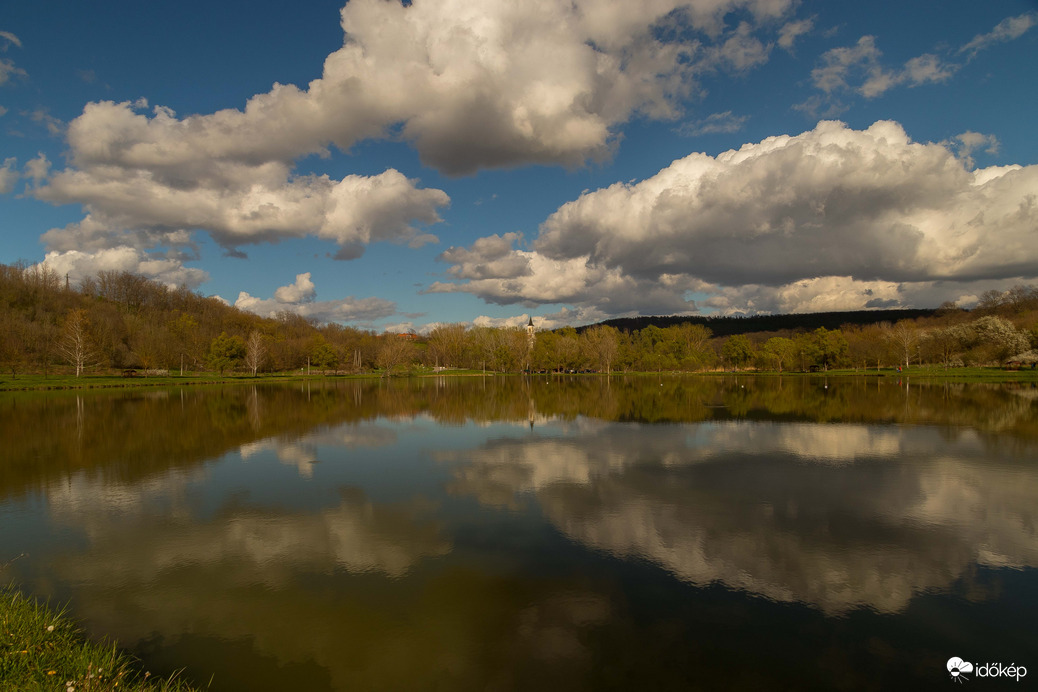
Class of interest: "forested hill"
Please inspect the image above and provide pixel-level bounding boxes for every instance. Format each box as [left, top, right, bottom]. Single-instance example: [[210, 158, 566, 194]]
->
[[3, 260, 1035, 376], [592, 309, 940, 337]]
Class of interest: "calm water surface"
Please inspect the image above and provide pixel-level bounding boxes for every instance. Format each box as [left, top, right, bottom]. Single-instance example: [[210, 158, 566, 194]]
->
[[2, 376, 1036, 690]]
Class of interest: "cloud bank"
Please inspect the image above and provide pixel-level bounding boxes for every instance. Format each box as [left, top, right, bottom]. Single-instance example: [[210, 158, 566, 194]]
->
[[21, 4, 1035, 323], [434, 120, 1038, 316], [30, 0, 798, 289]]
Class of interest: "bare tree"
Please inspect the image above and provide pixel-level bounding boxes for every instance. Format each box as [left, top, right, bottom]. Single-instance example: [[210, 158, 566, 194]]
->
[[887, 322, 920, 369], [59, 309, 96, 377], [245, 330, 266, 376], [427, 323, 467, 369], [376, 335, 417, 376], [469, 327, 497, 373]]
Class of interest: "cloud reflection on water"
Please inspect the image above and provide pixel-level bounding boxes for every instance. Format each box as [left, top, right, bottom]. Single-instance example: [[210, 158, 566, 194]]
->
[[240, 423, 399, 477], [46, 475, 450, 583], [446, 420, 1038, 614], [5, 379, 1037, 689]]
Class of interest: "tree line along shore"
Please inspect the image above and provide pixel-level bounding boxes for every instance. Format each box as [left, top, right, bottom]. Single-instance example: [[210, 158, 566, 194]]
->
[[2, 262, 1037, 381]]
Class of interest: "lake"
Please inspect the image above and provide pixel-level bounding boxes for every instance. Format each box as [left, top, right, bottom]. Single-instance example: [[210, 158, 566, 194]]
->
[[2, 376, 1036, 690]]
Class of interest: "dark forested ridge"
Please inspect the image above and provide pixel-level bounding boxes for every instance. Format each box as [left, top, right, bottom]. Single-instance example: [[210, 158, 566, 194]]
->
[[592, 309, 941, 337]]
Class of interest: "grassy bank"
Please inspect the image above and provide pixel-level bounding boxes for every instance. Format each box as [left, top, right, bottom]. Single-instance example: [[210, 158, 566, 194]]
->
[[2, 365, 1037, 392], [0, 367, 506, 391], [0, 371, 371, 392], [753, 366, 1038, 382], [1, 585, 202, 691], [884, 365, 1038, 382]]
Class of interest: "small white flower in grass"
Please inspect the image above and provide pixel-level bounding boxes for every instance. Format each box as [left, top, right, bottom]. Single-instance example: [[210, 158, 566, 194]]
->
[[46, 625, 54, 632]]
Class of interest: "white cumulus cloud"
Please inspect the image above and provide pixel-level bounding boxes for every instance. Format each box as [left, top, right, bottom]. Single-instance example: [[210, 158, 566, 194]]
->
[[435, 120, 1038, 318], [40, 246, 210, 289], [30, 0, 803, 270], [273, 272, 317, 304], [34, 102, 449, 259], [536, 120, 1037, 285], [235, 272, 397, 324], [430, 237, 700, 316]]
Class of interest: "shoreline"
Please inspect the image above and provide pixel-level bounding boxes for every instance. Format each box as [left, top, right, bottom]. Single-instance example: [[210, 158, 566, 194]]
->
[[2, 366, 1037, 392]]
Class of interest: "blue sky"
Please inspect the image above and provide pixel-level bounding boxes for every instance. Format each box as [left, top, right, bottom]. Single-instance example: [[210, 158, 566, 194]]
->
[[2, 0, 1036, 332]]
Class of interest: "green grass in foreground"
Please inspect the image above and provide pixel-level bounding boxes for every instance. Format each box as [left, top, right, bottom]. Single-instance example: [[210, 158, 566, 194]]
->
[[1, 585, 202, 691]]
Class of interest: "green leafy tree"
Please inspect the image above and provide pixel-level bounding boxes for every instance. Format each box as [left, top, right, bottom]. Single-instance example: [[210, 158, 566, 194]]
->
[[672, 323, 713, 370], [554, 327, 585, 372], [207, 332, 246, 374], [811, 327, 849, 371], [761, 337, 797, 372], [721, 334, 754, 370], [492, 327, 529, 372], [634, 325, 676, 371], [583, 325, 619, 373], [310, 336, 339, 371], [531, 330, 562, 372], [792, 332, 819, 371]]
